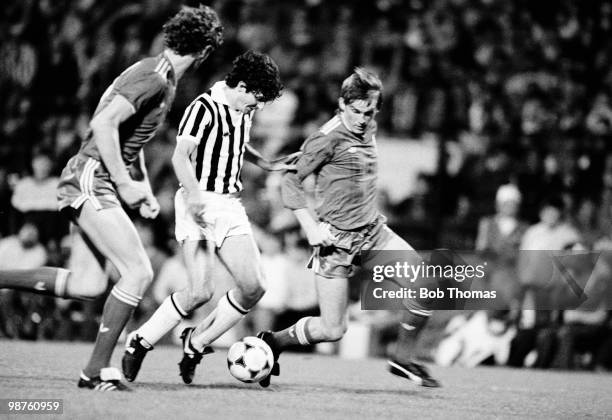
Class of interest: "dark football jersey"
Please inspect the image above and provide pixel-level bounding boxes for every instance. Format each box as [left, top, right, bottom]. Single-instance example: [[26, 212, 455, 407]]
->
[[78, 53, 176, 168], [282, 114, 380, 230]]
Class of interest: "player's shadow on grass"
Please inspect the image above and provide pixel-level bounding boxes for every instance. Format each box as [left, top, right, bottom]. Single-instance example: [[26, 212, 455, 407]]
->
[[283, 384, 435, 398], [136, 381, 268, 392], [136, 381, 436, 398]]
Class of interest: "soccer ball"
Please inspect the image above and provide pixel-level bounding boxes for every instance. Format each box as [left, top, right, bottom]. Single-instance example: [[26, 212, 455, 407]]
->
[[227, 336, 274, 383]]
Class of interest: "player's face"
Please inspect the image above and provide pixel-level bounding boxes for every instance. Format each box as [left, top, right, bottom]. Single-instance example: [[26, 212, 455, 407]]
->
[[235, 82, 265, 113], [339, 92, 380, 135]]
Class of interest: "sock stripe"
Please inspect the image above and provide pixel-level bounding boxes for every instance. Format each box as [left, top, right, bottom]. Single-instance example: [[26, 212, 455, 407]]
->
[[111, 286, 141, 307], [295, 317, 311, 345], [170, 293, 188, 318], [409, 309, 432, 317], [55, 268, 70, 297], [226, 291, 248, 315], [400, 322, 416, 331]]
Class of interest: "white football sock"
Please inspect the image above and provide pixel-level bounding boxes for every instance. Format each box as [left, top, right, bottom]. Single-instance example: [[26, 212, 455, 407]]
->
[[190, 290, 248, 351], [137, 294, 186, 347]]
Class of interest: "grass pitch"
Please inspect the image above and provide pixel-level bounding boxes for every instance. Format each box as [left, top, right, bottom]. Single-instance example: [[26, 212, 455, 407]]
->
[[1, 340, 610, 419]]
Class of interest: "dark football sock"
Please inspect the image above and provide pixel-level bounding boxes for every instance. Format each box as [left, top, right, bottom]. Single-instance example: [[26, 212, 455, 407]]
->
[[392, 309, 431, 364], [272, 316, 314, 351], [0, 268, 70, 298], [82, 286, 141, 378]]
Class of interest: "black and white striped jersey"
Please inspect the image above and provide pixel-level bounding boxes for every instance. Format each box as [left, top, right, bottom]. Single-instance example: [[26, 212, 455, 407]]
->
[[177, 81, 253, 194]]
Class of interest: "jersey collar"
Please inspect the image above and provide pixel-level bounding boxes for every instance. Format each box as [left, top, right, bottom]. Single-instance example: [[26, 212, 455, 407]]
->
[[209, 81, 230, 105]]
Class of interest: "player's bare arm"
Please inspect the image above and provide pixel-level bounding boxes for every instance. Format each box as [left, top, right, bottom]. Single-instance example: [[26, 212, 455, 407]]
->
[[293, 208, 336, 247], [171, 138, 206, 225], [90, 94, 148, 208], [286, 163, 337, 247], [282, 134, 335, 246], [244, 143, 300, 171], [136, 150, 160, 219]]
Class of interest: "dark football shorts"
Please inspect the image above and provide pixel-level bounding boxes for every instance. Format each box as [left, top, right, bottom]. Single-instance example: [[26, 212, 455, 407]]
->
[[308, 216, 431, 312], [308, 215, 394, 279], [57, 155, 121, 218]]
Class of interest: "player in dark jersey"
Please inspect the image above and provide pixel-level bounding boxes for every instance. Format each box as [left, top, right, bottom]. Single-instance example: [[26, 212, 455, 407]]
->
[[0, 6, 223, 391], [256, 68, 440, 388]]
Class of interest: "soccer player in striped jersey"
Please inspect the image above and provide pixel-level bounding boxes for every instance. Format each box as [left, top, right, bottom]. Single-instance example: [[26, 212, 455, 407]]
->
[[0, 6, 223, 391], [122, 51, 297, 384], [256, 68, 440, 388]]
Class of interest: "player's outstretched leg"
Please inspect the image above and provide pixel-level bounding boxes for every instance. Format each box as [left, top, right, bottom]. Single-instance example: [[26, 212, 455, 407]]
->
[[257, 274, 349, 387], [0, 268, 71, 298], [0, 227, 113, 301], [375, 229, 440, 387], [388, 309, 440, 387]]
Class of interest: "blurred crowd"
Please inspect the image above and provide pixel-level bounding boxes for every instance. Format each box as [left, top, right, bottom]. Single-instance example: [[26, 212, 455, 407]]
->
[[1, 0, 612, 371]]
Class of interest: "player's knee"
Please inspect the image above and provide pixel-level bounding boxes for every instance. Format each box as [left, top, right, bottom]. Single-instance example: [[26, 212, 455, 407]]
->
[[238, 281, 265, 307], [188, 282, 215, 309], [123, 261, 154, 290]]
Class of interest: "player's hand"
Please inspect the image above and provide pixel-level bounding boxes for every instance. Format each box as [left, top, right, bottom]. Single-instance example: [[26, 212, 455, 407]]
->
[[186, 191, 207, 226], [139, 195, 160, 219], [304, 222, 337, 247], [267, 151, 302, 172], [116, 180, 148, 209]]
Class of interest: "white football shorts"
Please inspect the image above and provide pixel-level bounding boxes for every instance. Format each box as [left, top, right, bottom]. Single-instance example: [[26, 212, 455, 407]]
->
[[174, 188, 252, 247]]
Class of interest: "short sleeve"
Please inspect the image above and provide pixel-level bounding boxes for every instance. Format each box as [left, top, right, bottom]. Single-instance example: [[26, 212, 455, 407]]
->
[[176, 100, 212, 145], [114, 69, 165, 112], [294, 132, 336, 181]]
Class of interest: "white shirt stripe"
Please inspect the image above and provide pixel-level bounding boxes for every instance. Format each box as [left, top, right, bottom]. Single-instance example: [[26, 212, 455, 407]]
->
[[177, 82, 251, 194]]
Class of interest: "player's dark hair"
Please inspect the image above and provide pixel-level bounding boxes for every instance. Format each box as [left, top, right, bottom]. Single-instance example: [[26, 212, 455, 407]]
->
[[340, 67, 383, 109], [225, 51, 283, 102], [163, 5, 223, 56]]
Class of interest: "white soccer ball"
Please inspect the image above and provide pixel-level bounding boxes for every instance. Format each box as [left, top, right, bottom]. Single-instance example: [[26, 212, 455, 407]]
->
[[227, 336, 274, 383]]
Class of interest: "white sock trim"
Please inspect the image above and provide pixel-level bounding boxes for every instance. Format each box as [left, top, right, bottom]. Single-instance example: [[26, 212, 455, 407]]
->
[[111, 286, 141, 307], [226, 290, 248, 315], [170, 293, 188, 318], [55, 268, 70, 297], [295, 316, 312, 345]]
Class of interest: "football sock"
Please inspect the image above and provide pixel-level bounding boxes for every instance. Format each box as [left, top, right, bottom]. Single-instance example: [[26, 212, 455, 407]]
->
[[392, 309, 432, 364], [137, 293, 187, 347], [272, 316, 314, 350], [83, 286, 141, 378], [190, 289, 248, 352], [0, 268, 70, 298]]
